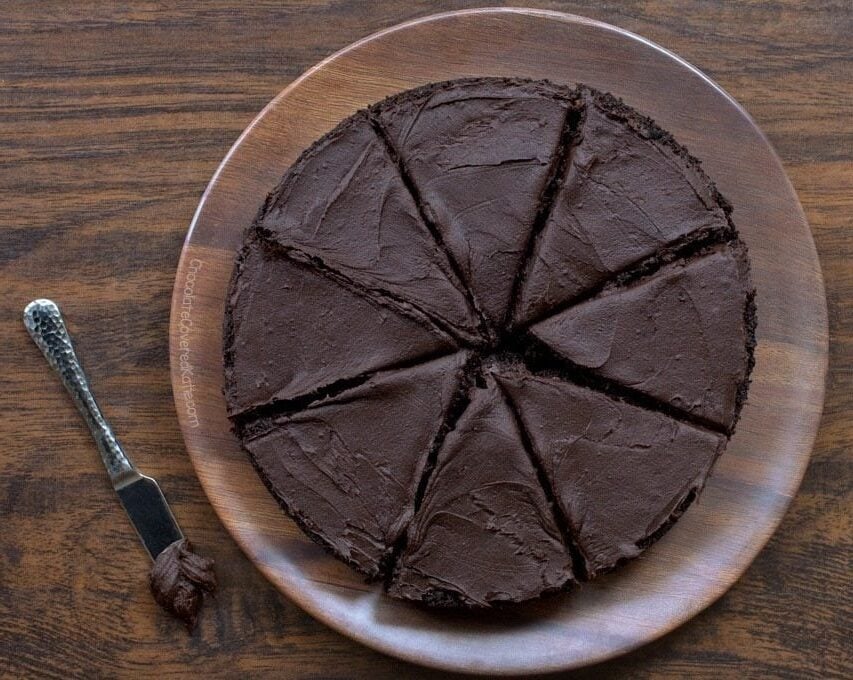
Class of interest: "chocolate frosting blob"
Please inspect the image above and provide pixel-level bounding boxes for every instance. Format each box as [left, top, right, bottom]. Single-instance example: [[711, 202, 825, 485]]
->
[[149, 539, 217, 630]]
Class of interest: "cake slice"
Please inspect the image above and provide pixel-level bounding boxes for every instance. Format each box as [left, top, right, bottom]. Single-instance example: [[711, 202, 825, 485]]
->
[[242, 352, 470, 579], [373, 78, 573, 330], [514, 87, 733, 327], [224, 239, 455, 416], [256, 112, 482, 344], [528, 243, 753, 431], [494, 369, 726, 577], [389, 373, 574, 606]]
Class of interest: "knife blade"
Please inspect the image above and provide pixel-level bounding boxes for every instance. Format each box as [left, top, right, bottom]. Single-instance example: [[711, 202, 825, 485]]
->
[[23, 298, 183, 560]]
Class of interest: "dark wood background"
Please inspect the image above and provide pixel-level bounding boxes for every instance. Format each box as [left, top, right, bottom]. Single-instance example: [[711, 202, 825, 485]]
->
[[1, 2, 849, 678]]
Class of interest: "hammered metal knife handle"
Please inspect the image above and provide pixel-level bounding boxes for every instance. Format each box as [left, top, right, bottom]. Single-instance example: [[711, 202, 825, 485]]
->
[[24, 299, 137, 486]]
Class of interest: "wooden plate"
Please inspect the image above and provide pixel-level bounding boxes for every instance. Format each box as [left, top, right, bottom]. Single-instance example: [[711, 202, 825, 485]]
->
[[168, 8, 828, 674]]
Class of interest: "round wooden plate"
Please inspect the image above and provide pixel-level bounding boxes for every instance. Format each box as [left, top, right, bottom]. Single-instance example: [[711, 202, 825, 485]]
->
[[169, 8, 828, 674]]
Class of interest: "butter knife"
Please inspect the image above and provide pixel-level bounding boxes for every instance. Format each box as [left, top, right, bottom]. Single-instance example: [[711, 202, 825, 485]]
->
[[24, 298, 183, 560]]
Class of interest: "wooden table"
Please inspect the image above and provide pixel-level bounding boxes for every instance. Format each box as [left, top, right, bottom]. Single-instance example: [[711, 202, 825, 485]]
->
[[1, 2, 849, 677]]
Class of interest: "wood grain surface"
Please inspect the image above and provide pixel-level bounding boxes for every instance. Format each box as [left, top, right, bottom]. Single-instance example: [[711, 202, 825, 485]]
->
[[1, 2, 849, 678]]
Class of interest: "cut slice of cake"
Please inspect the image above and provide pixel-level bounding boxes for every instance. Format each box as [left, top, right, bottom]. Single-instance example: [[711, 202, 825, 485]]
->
[[373, 78, 574, 330], [224, 238, 455, 416], [389, 373, 574, 606], [529, 243, 753, 431], [514, 88, 733, 328], [243, 352, 470, 578], [256, 111, 482, 344], [495, 369, 726, 577]]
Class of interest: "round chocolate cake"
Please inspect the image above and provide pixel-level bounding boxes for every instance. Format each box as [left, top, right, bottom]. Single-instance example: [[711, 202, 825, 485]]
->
[[223, 78, 756, 607]]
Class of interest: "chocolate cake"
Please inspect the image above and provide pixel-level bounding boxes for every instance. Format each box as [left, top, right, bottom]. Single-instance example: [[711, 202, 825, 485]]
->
[[223, 77, 756, 608]]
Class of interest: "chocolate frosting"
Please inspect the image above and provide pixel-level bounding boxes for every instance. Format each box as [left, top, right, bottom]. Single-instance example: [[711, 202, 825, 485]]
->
[[515, 88, 732, 327], [530, 244, 751, 430], [495, 370, 725, 576], [224, 77, 756, 607], [149, 539, 216, 630], [243, 352, 469, 578], [373, 79, 571, 329], [257, 112, 481, 344], [389, 375, 574, 606], [224, 238, 453, 415]]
